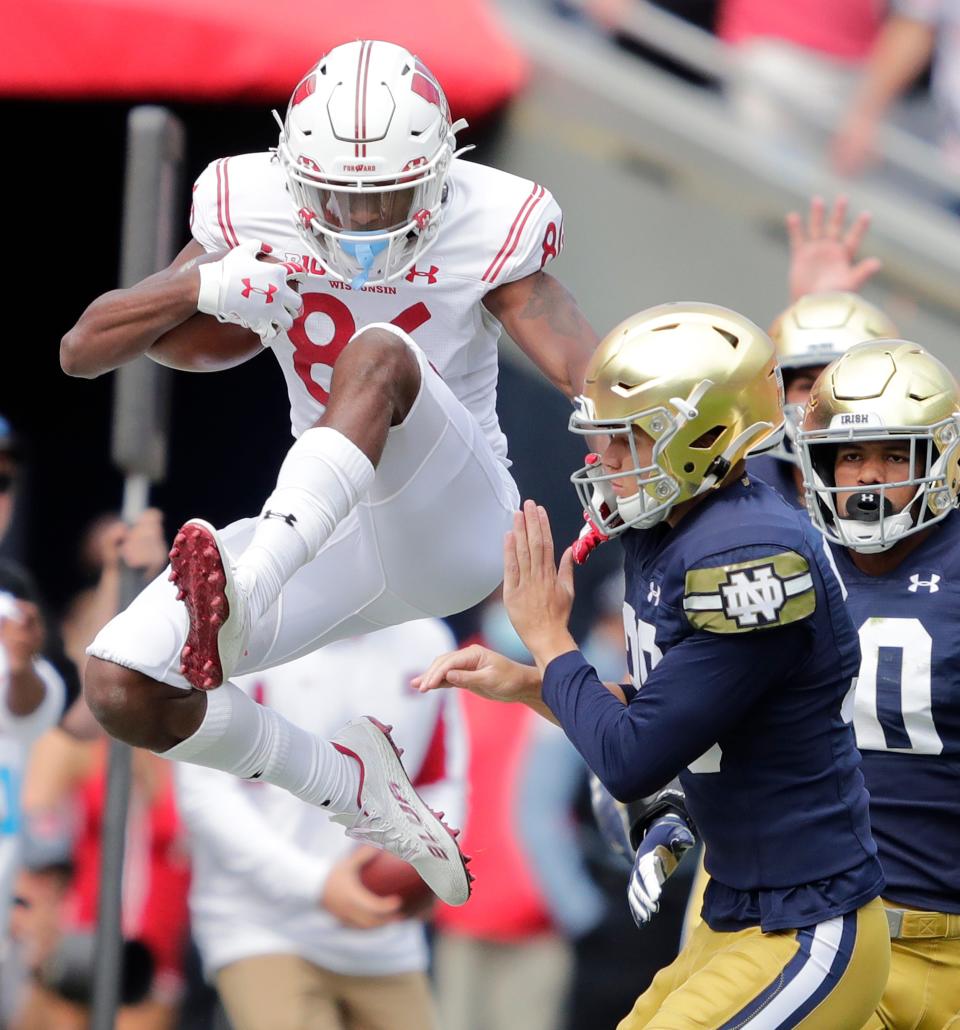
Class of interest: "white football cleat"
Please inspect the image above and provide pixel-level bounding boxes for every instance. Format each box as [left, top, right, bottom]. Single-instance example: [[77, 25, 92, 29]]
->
[[169, 519, 251, 690], [330, 716, 473, 906]]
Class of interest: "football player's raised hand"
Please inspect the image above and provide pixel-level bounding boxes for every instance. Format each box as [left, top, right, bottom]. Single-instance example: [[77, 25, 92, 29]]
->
[[786, 196, 882, 301], [412, 643, 542, 705], [197, 240, 306, 341], [503, 501, 577, 671]]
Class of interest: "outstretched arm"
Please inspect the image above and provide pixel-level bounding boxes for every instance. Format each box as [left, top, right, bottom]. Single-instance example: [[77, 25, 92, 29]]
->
[[484, 271, 599, 399], [832, 13, 937, 177]]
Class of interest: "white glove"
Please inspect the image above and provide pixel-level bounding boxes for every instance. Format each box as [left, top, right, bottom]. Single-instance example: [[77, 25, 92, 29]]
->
[[627, 813, 695, 927], [197, 241, 306, 341]]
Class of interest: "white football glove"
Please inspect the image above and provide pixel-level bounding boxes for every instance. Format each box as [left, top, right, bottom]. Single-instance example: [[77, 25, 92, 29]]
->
[[197, 240, 306, 341], [627, 813, 695, 927]]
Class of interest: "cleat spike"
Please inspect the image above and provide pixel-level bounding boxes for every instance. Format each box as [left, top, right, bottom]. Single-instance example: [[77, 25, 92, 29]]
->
[[174, 532, 186, 546], [182, 646, 193, 658], [210, 614, 223, 629], [176, 589, 186, 601], [202, 660, 214, 673], [169, 547, 180, 559], [203, 677, 215, 688], [168, 570, 178, 582]]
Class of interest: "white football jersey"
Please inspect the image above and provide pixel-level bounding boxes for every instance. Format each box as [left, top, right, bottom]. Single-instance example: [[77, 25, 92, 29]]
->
[[190, 154, 564, 459]]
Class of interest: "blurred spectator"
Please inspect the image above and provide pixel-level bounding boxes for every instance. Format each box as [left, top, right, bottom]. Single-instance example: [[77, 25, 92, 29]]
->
[[0, 415, 72, 1023], [176, 620, 463, 1030], [12, 736, 184, 1030], [718, 0, 885, 157], [580, 572, 628, 683], [0, 416, 79, 711], [10, 509, 187, 1029], [432, 594, 605, 1030], [584, 0, 720, 86], [0, 596, 67, 1025], [833, 2, 960, 178]]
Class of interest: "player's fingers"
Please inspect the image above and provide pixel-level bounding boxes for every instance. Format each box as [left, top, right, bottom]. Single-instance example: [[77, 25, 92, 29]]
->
[[848, 258, 883, 292], [413, 647, 478, 692], [808, 195, 825, 238], [557, 546, 576, 598], [785, 211, 805, 250], [503, 530, 520, 593], [512, 510, 531, 578], [537, 504, 556, 562], [825, 194, 848, 240], [523, 500, 546, 574], [842, 210, 872, 255]]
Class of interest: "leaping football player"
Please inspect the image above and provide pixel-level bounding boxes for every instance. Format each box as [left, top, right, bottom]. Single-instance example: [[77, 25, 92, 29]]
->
[[416, 302, 890, 1028], [59, 40, 600, 907], [797, 340, 960, 1028]]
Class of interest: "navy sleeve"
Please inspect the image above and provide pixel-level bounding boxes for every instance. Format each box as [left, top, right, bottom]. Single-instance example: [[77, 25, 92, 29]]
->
[[542, 622, 811, 801]]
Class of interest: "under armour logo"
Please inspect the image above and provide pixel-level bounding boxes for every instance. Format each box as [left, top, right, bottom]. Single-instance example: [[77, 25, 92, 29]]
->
[[263, 509, 297, 526], [720, 565, 786, 627], [405, 264, 439, 284], [647, 581, 661, 605], [241, 279, 277, 302], [908, 573, 940, 593]]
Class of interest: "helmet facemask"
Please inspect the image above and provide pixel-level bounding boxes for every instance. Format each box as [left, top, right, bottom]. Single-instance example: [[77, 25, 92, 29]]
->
[[799, 420, 960, 553], [570, 380, 777, 534], [278, 137, 455, 288]]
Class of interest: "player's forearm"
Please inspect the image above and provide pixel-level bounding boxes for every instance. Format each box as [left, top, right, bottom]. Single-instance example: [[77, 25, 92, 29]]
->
[[488, 272, 598, 398], [850, 17, 936, 119], [60, 267, 201, 379]]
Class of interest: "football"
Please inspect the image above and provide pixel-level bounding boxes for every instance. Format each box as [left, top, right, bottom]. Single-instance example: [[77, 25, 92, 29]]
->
[[358, 851, 435, 918]]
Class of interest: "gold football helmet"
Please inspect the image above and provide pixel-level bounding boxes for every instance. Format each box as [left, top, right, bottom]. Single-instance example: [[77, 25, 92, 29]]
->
[[570, 302, 784, 534], [766, 291, 898, 465], [797, 340, 960, 552]]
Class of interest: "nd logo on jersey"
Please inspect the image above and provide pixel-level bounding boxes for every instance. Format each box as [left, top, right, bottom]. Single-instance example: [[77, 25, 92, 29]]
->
[[683, 552, 816, 634], [720, 566, 786, 627]]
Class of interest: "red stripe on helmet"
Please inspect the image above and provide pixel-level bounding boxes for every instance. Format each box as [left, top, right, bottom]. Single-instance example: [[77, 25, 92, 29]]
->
[[291, 74, 316, 107]]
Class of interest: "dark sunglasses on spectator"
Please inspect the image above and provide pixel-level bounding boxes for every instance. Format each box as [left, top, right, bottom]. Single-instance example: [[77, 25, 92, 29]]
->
[[0, 474, 14, 493]]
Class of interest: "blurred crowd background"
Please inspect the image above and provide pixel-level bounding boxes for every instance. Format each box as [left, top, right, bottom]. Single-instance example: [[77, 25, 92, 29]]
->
[[2, 0, 959, 1025]]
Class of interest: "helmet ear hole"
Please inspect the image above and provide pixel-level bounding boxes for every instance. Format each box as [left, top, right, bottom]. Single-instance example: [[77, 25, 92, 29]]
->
[[683, 461, 695, 473], [690, 425, 727, 449]]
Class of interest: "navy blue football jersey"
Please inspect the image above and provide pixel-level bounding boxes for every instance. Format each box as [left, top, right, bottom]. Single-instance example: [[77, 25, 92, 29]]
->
[[747, 453, 804, 509], [605, 473, 877, 935], [833, 509, 960, 914]]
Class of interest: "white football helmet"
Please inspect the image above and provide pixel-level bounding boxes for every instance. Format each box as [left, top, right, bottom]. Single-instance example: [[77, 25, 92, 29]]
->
[[275, 40, 467, 288]]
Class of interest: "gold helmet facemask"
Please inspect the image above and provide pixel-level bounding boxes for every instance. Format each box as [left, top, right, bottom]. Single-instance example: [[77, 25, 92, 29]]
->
[[766, 291, 898, 467], [797, 340, 960, 553], [570, 303, 784, 535]]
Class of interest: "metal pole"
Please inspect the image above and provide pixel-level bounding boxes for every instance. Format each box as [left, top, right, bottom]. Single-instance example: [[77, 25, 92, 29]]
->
[[91, 106, 182, 1030]]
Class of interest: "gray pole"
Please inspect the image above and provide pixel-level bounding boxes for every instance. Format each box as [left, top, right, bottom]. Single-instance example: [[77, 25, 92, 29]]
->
[[91, 106, 183, 1030]]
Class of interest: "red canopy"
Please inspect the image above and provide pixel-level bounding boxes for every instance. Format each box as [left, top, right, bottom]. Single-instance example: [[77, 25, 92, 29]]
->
[[4, 0, 526, 120]]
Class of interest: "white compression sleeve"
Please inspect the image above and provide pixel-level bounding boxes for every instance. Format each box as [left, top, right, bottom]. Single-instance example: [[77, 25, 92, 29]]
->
[[159, 681, 360, 814], [235, 427, 375, 624]]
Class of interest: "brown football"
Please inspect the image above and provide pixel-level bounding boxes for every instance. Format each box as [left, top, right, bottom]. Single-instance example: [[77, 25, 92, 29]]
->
[[358, 851, 435, 918]]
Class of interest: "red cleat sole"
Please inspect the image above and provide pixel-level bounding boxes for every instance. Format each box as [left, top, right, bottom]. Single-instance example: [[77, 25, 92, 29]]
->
[[169, 521, 230, 691]]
